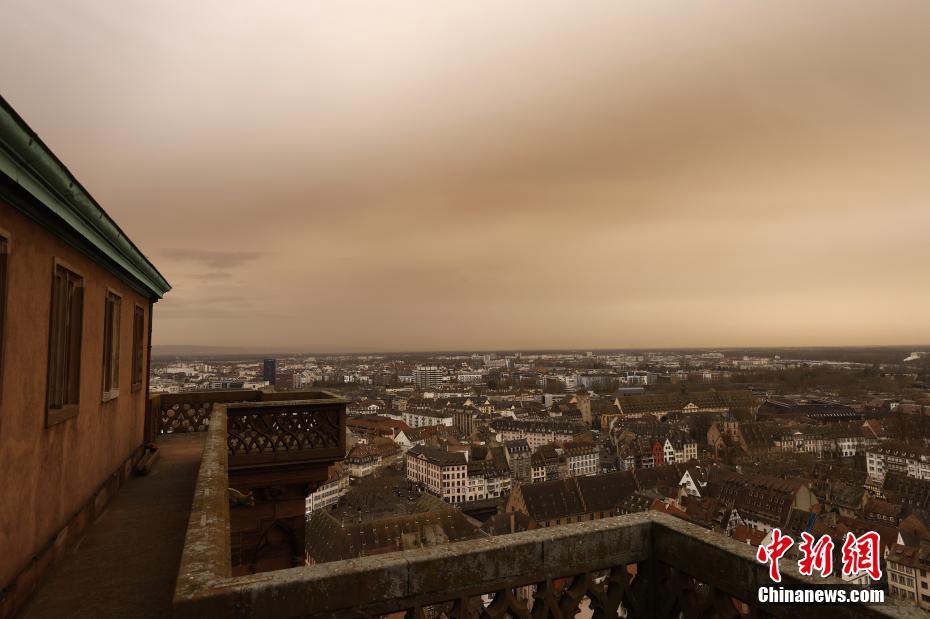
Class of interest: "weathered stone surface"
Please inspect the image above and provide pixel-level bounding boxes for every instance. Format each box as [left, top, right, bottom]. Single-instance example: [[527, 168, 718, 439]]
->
[[651, 514, 924, 619], [174, 409, 919, 619]]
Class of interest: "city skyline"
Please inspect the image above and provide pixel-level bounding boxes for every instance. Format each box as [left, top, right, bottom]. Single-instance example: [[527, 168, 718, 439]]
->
[[4, 1, 930, 350]]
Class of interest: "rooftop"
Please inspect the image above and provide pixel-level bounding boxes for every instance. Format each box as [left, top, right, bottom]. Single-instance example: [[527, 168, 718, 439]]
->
[[16, 391, 926, 618]]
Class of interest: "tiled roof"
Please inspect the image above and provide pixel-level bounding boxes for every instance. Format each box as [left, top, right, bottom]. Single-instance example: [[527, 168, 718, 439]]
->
[[406, 445, 467, 466], [306, 507, 480, 563], [615, 390, 759, 416]]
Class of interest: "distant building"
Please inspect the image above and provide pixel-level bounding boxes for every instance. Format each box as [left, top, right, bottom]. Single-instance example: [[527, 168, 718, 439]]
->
[[345, 444, 381, 478], [491, 418, 586, 449], [405, 445, 468, 503], [887, 542, 930, 609], [867, 443, 930, 484], [305, 470, 350, 514], [601, 390, 760, 429], [413, 365, 442, 390], [403, 408, 454, 429], [263, 358, 277, 385], [505, 471, 639, 529], [563, 442, 599, 477], [505, 439, 532, 483]]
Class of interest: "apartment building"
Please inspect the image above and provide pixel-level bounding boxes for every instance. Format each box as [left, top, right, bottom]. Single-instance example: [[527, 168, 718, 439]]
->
[[345, 444, 381, 478], [504, 439, 532, 483], [887, 542, 930, 610], [491, 418, 585, 449], [563, 442, 599, 477], [601, 390, 760, 428], [403, 408, 454, 429], [866, 443, 930, 484], [413, 365, 442, 390], [775, 423, 877, 458], [405, 445, 468, 503], [305, 472, 350, 514], [662, 435, 698, 464], [465, 459, 511, 501]]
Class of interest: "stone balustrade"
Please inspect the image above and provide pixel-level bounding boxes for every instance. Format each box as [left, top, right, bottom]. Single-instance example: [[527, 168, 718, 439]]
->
[[172, 408, 923, 619]]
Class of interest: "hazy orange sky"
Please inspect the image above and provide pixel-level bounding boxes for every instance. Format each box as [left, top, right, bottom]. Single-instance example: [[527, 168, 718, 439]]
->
[[3, 1, 930, 351]]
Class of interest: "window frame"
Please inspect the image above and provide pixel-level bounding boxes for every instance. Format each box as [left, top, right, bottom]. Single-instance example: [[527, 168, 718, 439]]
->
[[101, 287, 122, 402], [131, 303, 145, 392], [0, 229, 8, 406], [46, 258, 85, 426]]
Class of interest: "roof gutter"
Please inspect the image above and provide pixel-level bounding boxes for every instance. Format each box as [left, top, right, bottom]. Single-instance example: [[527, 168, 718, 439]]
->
[[0, 95, 170, 298]]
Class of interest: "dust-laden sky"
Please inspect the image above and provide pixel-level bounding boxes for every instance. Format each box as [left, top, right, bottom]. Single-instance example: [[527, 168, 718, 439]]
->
[[3, 1, 930, 352]]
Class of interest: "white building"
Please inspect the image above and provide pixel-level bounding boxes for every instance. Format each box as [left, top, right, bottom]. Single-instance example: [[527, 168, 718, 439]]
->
[[402, 409, 454, 429], [345, 444, 381, 478], [866, 443, 930, 484], [405, 445, 469, 503], [305, 474, 350, 514], [490, 419, 583, 450], [413, 365, 443, 390], [663, 437, 698, 464], [465, 460, 511, 502], [564, 443, 599, 477]]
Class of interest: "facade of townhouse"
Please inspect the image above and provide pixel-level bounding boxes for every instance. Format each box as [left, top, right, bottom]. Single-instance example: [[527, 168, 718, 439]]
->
[[887, 543, 930, 610], [564, 442, 599, 477], [305, 473, 350, 514], [867, 443, 930, 484], [405, 445, 468, 503], [403, 408, 454, 429]]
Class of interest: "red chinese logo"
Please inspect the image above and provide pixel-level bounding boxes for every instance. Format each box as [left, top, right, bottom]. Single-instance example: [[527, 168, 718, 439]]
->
[[756, 529, 883, 583], [756, 528, 794, 582], [797, 532, 834, 577], [841, 531, 882, 580]]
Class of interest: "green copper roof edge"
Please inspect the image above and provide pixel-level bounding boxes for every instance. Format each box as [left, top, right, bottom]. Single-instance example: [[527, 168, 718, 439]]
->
[[0, 96, 170, 298]]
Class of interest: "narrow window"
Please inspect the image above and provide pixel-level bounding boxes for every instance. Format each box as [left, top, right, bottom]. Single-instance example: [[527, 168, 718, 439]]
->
[[102, 290, 121, 401], [47, 261, 84, 425], [0, 234, 7, 401], [131, 304, 145, 391]]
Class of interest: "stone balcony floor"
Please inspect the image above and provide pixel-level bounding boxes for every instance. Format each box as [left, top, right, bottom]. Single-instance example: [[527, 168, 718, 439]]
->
[[19, 433, 204, 619]]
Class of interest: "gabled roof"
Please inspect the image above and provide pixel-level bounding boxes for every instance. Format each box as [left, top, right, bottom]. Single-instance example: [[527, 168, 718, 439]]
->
[[576, 471, 637, 513], [518, 479, 586, 522], [306, 506, 480, 563]]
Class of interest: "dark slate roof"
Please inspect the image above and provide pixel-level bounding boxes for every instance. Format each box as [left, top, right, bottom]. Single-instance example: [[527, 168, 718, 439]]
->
[[576, 471, 637, 513], [480, 511, 532, 536], [306, 506, 480, 563], [406, 445, 467, 466], [519, 479, 587, 522], [883, 472, 930, 511], [632, 464, 688, 493], [615, 391, 759, 416], [828, 481, 864, 509], [864, 498, 904, 519], [490, 418, 586, 435], [505, 438, 531, 453]]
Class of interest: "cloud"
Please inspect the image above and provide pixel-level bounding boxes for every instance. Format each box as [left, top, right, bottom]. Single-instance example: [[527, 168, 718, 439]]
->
[[163, 249, 266, 270], [3, 1, 930, 349]]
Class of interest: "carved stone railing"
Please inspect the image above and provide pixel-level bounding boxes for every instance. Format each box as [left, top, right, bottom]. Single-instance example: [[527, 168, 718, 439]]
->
[[225, 399, 346, 468], [173, 410, 923, 619], [152, 390, 345, 435]]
